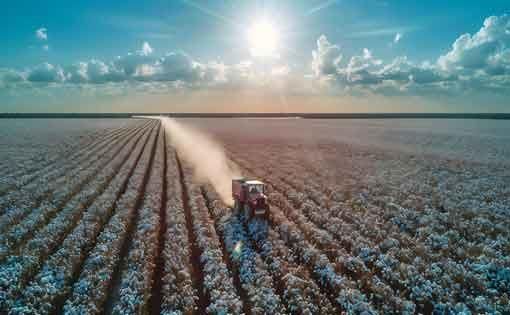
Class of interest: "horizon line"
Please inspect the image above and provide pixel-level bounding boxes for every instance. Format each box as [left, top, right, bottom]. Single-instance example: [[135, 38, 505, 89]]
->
[[1, 112, 510, 120]]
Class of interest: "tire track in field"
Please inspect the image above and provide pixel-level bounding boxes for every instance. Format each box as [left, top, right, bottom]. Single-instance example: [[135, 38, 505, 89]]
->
[[50, 120, 156, 314], [0, 123, 151, 259], [198, 187, 252, 315], [103, 122, 160, 315], [176, 156, 208, 315], [149, 129, 168, 315]]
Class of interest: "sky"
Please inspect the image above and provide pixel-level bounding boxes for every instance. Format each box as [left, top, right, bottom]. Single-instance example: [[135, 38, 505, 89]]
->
[[1, 0, 509, 113]]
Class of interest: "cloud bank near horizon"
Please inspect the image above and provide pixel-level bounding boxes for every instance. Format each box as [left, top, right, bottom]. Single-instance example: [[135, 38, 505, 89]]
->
[[312, 14, 510, 96], [1, 15, 509, 110]]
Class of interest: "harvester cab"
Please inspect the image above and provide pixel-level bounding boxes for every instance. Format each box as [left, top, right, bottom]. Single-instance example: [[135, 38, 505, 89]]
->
[[232, 178, 269, 221]]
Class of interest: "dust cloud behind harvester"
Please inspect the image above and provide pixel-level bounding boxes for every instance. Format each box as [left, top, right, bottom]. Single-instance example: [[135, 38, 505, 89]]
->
[[159, 116, 241, 206]]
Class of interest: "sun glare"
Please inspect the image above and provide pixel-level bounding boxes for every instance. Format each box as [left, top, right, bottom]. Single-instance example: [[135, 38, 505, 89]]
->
[[247, 20, 279, 57]]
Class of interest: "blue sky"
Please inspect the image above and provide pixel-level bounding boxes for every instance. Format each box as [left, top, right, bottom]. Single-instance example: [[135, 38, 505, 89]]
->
[[1, 0, 509, 112]]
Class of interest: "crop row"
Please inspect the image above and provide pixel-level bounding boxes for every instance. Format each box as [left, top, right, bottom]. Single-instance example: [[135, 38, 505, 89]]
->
[[0, 124, 152, 262], [58, 123, 158, 315], [160, 147, 199, 314], [0, 121, 129, 182], [1, 122, 155, 312], [246, 218, 339, 314], [0, 123, 149, 260], [250, 149, 510, 312], [230, 143, 509, 313], [181, 166, 244, 314], [231, 155, 405, 314], [111, 125, 165, 314], [203, 184, 342, 314], [272, 177, 416, 313], [0, 121, 144, 201], [201, 185, 286, 314], [0, 121, 147, 225]]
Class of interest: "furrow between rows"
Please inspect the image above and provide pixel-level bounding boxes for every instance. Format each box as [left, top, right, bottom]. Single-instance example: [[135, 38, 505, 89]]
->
[[0, 120, 146, 201], [102, 122, 161, 314], [0, 121, 154, 312], [0, 123, 151, 261], [59, 122, 157, 314], [177, 161, 244, 314]]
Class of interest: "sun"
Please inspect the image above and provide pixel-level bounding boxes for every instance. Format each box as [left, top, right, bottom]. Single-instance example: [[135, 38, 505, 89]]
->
[[246, 20, 279, 57]]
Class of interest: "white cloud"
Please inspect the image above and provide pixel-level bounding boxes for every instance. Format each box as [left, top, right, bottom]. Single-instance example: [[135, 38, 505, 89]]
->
[[311, 35, 342, 77], [394, 33, 402, 44], [152, 52, 202, 82], [9, 50, 235, 87], [114, 52, 154, 76], [27, 63, 65, 83], [65, 59, 126, 84], [35, 27, 48, 41], [141, 42, 153, 56], [6, 15, 509, 101], [363, 48, 372, 59], [88, 60, 118, 83], [312, 17, 510, 98], [66, 62, 88, 83], [311, 35, 456, 93], [438, 14, 510, 75], [0, 69, 26, 88], [134, 64, 157, 78], [378, 57, 454, 84]]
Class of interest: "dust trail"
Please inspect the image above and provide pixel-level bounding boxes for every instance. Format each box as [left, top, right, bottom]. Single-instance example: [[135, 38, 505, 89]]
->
[[155, 116, 241, 206]]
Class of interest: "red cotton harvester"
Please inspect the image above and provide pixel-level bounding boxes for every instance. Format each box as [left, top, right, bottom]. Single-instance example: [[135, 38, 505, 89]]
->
[[232, 178, 270, 221]]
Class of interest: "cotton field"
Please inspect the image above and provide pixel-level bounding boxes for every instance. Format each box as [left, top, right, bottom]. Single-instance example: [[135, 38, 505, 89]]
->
[[0, 117, 509, 314]]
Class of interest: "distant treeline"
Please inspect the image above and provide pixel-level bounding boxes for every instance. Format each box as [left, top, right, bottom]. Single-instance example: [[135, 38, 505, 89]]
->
[[1, 113, 510, 119]]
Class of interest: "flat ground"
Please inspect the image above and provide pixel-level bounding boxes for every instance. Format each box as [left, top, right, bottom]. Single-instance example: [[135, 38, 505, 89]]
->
[[0, 118, 508, 314]]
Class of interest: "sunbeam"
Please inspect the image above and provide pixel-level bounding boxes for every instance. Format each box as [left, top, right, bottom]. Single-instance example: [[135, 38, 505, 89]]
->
[[305, 0, 339, 16], [180, 0, 239, 27]]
